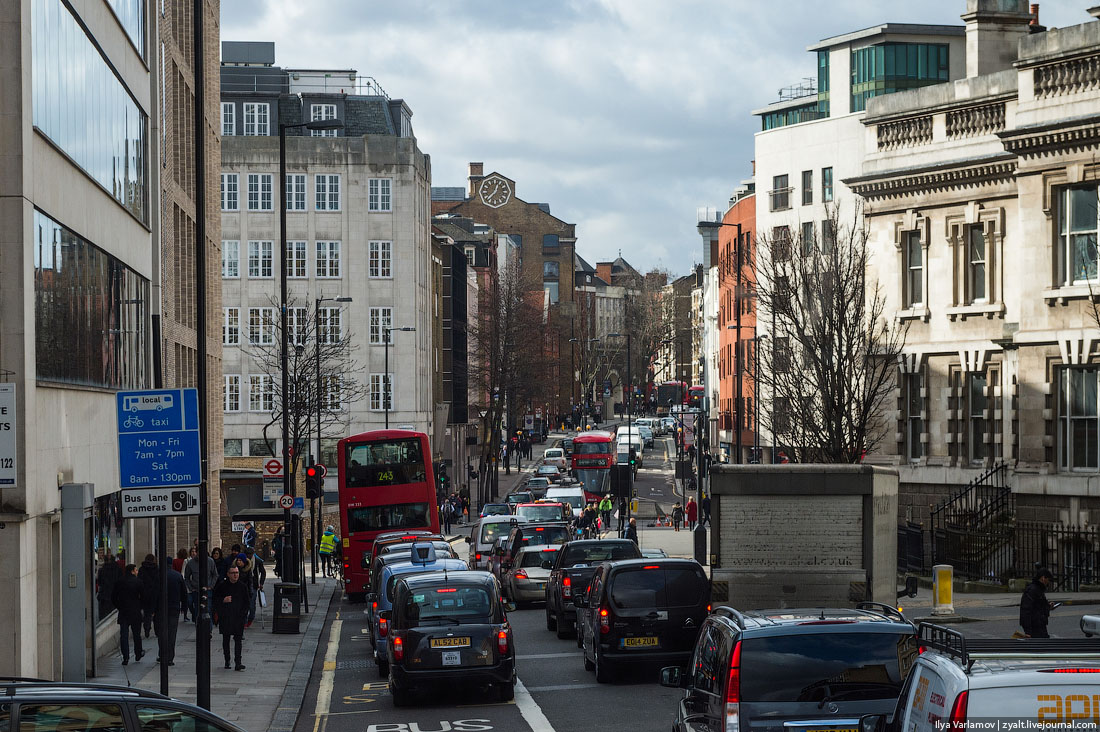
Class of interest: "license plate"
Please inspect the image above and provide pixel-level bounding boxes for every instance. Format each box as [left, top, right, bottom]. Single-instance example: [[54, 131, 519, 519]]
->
[[621, 636, 659, 648], [430, 636, 471, 649], [442, 650, 461, 666]]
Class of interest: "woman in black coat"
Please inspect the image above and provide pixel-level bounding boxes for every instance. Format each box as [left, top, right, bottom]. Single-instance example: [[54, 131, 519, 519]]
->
[[138, 554, 159, 637], [110, 564, 145, 664], [1020, 567, 1054, 638]]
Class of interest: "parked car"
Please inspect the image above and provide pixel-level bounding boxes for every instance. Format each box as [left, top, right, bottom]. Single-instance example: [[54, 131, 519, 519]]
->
[[479, 503, 512, 518], [542, 447, 568, 471], [577, 558, 711, 682], [545, 539, 642, 639], [504, 545, 561, 604]]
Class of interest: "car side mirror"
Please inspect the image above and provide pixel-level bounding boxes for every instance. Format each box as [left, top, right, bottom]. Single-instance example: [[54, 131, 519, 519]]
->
[[860, 715, 885, 732], [464, 536, 472, 543], [659, 666, 685, 688]]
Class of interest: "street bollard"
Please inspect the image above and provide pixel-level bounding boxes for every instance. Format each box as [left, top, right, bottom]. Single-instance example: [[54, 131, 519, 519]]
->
[[932, 564, 954, 616]]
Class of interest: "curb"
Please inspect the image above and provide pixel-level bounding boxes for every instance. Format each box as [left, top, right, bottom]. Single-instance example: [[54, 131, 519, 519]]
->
[[269, 579, 337, 732], [912, 614, 984, 624]]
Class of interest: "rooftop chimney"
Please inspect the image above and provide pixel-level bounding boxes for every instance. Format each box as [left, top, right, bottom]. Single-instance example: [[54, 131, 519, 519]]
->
[[1028, 3, 1046, 32], [962, 0, 1035, 77], [468, 162, 484, 198]]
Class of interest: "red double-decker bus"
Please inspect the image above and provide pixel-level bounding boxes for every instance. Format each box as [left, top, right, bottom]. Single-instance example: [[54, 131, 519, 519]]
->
[[570, 430, 615, 495], [656, 380, 688, 415], [688, 385, 704, 409], [337, 429, 440, 601]]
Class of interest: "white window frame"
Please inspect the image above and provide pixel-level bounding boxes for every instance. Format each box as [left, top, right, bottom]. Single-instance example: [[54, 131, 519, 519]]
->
[[316, 241, 342, 278], [968, 371, 988, 465], [319, 307, 342, 344], [315, 174, 341, 211], [220, 173, 238, 211], [286, 240, 307, 279], [1060, 367, 1100, 472], [224, 374, 241, 412], [905, 230, 923, 308], [285, 174, 306, 211], [248, 307, 276, 345], [247, 173, 273, 211], [322, 374, 343, 410], [249, 374, 274, 412], [906, 371, 922, 462], [221, 102, 235, 137], [248, 240, 274, 278], [221, 240, 239, 278], [369, 373, 393, 411], [1059, 185, 1099, 286], [369, 240, 392, 278], [369, 307, 393, 345], [968, 224, 988, 303], [223, 307, 240, 346], [243, 102, 269, 136], [368, 178, 392, 212], [288, 307, 307, 347], [310, 104, 338, 136]]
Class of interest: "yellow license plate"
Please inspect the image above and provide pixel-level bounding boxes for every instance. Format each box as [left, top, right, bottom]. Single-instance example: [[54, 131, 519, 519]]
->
[[430, 637, 471, 648], [621, 636, 659, 648]]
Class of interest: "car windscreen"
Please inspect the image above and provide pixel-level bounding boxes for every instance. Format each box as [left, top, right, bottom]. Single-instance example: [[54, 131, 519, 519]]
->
[[345, 438, 426, 487], [609, 567, 705, 609], [507, 493, 532, 504], [536, 466, 559, 475], [545, 450, 564, 458], [517, 506, 565, 522], [740, 632, 916, 703], [480, 522, 512, 544], [404, 586, 493, 622], [520, 526, 569, 546], [561, 542, 638, 566], [550, 494, 585, 509], [347, 503, 430, 533]]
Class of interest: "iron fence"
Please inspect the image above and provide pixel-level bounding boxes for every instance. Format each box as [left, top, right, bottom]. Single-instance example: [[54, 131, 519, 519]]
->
[[897, 522, 925, 573]]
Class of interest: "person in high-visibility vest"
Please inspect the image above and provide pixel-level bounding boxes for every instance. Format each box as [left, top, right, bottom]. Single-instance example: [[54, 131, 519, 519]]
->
[[598, 495, 613, 533], [318, 525, 339, 578]]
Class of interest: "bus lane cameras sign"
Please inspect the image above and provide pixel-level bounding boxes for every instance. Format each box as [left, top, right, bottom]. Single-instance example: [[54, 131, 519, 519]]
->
[[116, 388, 201, 490]]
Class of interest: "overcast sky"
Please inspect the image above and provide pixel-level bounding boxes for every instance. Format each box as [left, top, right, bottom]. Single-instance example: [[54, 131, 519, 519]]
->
[[221, 0, 1088, 275]]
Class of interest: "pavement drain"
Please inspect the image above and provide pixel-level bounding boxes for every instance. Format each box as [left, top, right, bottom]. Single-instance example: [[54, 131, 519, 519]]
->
[[336, 659, 377, 670]]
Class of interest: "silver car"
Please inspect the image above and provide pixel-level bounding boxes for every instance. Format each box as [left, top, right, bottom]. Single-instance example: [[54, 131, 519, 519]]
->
[[503, 545, 561, 604]]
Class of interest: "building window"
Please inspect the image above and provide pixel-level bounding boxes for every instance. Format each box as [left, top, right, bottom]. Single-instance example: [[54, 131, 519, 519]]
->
[[248, 240, 273, 278], [370, 373, 393, 411], [770, 174, 790, 211], [773, 337, 790, 374], [1058, 185, 1099, 285], [822, 219, 836, 253], [319, 308, 342, 344], [369, 178, 392, 212], [1060, 367, 1099, 471], [465, 248, 475, 266], [771, 226, 791, 261], [285, 174, 306, 211], [249, 374, 274, 412], [800, 222, 815, 256], [288, 307, 307, 346], [369, 241, 392, 278], [316, 241, 342, 278], [370, 307, 393, 345], [286, 241, 307, 279], [221, 173, 238, 211], [968, 371, 988, 464], [247, 173, 273, 211], [543, 234, 560, 250], [850, 42, 949, 112], [224, 438, 243, 457], [905, 230, 923, 307], [543, 261, 560, 279], [105, 0, 145, 56], [801, 170, 813, 206], [224, 375, 241, 412], [315, 174, 341, 211], [248, 307, 275, 345], [905, 371, 922, 461], [544, 281, 560, 304], [33, 211, 148, 389], [310, 104, 338, 136], [322, 375, 343, 410], [822, 167, 834, 203], [968, 225, 987, 302], [223, 307, 240, 346], [243, 102, 269, 136], [221, 102, 235, 136], [248, 438, 274, 457], [221, 240, 239, 278]]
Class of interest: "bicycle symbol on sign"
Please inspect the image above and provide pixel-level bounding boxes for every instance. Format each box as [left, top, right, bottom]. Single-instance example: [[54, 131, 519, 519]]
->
[[124, 415, 144, 429]]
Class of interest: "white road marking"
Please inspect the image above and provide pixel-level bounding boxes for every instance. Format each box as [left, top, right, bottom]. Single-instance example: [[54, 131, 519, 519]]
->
[[312, 618, 343, 732], [523, 683, 601, 692], [514, 677, 556, 732]]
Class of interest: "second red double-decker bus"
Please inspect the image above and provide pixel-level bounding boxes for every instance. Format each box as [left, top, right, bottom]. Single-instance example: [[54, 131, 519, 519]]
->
[[570, 430, 615, 495], [688, 385, 704, 409], [337, 429, 440, 601], [656, 380, 688, 415]]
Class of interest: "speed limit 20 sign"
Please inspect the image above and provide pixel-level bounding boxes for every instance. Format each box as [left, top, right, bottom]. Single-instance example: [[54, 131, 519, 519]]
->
[[278, 494, 295, 509]]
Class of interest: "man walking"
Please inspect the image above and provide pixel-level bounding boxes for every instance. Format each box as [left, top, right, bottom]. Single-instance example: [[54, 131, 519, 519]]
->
[[110, 564, 144, 665], [617, 497, 627, 534], [272, 527, 284, 578], [440, 498, 453, 534], [1020, 567, 1055, 638], [213, 565, 250, 670], [158, 561, 187, 666], [242, 522, 257, 550], [625, 517, 639, 545], [242, 548, 265, 627], [318, 525, 338, 577], [184, 547, 216, 624], [700, 494, 711, 528]]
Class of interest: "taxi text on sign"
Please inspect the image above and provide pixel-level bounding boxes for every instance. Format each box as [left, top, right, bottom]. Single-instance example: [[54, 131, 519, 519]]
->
[[116, 388, 202, 489], [0, 384, 15, 486]]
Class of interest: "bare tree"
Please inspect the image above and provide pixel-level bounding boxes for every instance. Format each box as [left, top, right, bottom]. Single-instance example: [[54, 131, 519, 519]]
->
[[755, 202, 908, 462], [247, 297, 365, 476]]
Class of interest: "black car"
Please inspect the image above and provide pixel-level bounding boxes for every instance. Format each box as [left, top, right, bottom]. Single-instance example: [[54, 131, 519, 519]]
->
[[562, 437, 574, 456], [660, 605, 918, 732], [383, 571, 516, 706], [545, 539, 641, 638], [576, 558, 710, 683], [0, 680, 244, 731]]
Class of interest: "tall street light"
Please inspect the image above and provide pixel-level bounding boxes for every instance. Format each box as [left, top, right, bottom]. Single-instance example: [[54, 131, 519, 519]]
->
[[384, 326, 417, 429], [280, 116, 344, 587], [314, 295, 351, 582]]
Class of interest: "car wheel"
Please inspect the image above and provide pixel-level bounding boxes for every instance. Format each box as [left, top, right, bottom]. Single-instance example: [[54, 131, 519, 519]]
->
[[545, 607, 557, 631], [556, 618, 573, 640], [594, 645, 616, 684], [498, 681, 515, 702], [377, 658, 389, 678], [390, 681, 413, 707]]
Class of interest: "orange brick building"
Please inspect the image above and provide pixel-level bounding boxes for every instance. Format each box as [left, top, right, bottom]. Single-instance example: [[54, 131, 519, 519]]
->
[[717, 190, 758, 461]]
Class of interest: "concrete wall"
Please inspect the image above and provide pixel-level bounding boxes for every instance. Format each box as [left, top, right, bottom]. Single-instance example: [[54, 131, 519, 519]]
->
[[709, 464, 898, 609]]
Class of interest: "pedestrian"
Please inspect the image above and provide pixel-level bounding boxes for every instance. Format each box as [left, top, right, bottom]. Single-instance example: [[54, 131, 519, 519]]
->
[[110, 564, 144, 665], [671, 502, 684, 532], [272, 528, 284, 579], [686, 497, 698, 531], [440, 498, 453, 534], [625, 517, 639, 545], [138, 554, 159, 638], [212, 565, 250, 670], [184, 547, 215, 624], [233, 552, 256, 628], [172, 548, 188, 574], [617, 497, 627, 533], [245, 546, 266, 625], [599, 495, 613, 531], [180, 548, 197, 621], [211, 547, 229, 580], [158, 561, 187, 666], [96, 552, 122, 619], [242, 522, 257, 549], [319, 525, 338, 576], [701, 494, 711, 527], [1020, 567, 1055, 639], [116, 549, 127, 570], [461, 494, 470, 522]]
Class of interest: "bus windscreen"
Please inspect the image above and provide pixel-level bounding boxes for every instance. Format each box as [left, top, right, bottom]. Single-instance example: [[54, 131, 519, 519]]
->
[[345, 438, 426, 488]]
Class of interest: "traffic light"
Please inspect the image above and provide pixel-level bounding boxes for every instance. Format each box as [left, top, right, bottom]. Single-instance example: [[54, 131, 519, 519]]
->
[[610, 464, 634, 497], [305, 464, 321, 499]]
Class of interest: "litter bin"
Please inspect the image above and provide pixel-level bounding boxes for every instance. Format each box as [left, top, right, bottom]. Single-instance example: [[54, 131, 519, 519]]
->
[[273, 582, 301, 634]]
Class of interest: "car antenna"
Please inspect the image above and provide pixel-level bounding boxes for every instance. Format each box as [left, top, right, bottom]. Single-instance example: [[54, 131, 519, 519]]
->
[[820, 609, 826, 620]]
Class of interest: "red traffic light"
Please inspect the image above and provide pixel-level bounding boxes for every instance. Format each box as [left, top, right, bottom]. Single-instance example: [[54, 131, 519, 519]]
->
[[305, 465, 319, 478]]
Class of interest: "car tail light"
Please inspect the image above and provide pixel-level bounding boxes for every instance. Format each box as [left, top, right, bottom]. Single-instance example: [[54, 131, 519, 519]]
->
[[378, 615, 389, 638], [725, 641, 742, 732], [476, 553, 482, 562], [515, 570, 528, 579], [435, 588, 457, 593], [948, 691, 968, 731], [392, 633, 404, 662], [563, 576, 572, 597], [1040, 668, 1100, 673], [497, 629, 509, 655], [599, 607, 610, 634]]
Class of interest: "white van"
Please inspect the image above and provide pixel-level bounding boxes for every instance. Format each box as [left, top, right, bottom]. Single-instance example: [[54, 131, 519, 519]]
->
[[864, 621, 1100, 732], [545, 486, 586, 519], [465, 515, 525, 571], [616, 432, 644, 466]]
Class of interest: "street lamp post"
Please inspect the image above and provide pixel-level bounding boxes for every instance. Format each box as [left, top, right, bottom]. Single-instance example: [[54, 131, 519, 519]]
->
[[383, 326, 417, 429], [280, 116, 344, 587], [314, 295, 351, 583]]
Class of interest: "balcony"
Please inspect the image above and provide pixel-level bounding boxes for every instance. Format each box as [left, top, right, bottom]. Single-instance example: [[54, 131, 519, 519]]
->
[[769, 187, 793, 212]]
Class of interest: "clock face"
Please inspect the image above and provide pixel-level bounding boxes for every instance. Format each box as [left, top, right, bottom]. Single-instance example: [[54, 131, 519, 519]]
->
[[478, 175, 512, 208]]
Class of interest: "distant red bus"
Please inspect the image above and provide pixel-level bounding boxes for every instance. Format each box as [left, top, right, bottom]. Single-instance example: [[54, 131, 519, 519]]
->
[[688, 385, 704, 409], [656, 380, 688, 415], [571, 430, 615, 495], [337, 429, 440, 601]]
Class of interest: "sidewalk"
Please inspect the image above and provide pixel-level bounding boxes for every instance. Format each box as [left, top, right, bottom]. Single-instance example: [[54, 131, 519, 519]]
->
[[92, 576, 338, 731]]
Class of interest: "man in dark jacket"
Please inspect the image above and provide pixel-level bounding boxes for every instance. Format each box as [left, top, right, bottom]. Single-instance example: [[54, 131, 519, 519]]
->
[[624, 517, 639, 545], [96, 553, 122, 619], [158, 564, 187, 665], [213, 565, 250, 670], [243, 546, 266, 626], [1020, 567, 1055, 638], [110, 564, 144, 665], [138, 554, 159, 638]]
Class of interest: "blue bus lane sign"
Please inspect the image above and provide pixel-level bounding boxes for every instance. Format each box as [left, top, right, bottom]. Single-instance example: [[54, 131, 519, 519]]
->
[[116, 389, 202, 489]]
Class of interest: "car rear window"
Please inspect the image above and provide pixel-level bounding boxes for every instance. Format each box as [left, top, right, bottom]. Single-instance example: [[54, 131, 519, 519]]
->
[[521, 548, 559, 568], [550, 494, 585, 510], [480, 522, 511, 544], [609, 567, 705, 609], [517, 506, 564, 522], [405, 586, 493, 621], [521, 526, 569, 546], [740, 632, 915, 703], [561, 542, 639, 565]]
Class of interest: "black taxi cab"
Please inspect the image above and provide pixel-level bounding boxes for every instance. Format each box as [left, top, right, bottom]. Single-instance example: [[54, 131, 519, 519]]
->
[[382, 571, 516, 706]]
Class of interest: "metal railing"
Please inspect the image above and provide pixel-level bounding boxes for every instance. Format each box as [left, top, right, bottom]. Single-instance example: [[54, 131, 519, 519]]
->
[[768, 187, 793, 212], [931, 462, 1010, 529], [897, 522, 925, 573]]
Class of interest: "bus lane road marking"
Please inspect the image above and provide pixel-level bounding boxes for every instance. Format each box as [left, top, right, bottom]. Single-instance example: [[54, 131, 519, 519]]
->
[[513, 678, 556, 732], [312, 618, 343, 732]]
